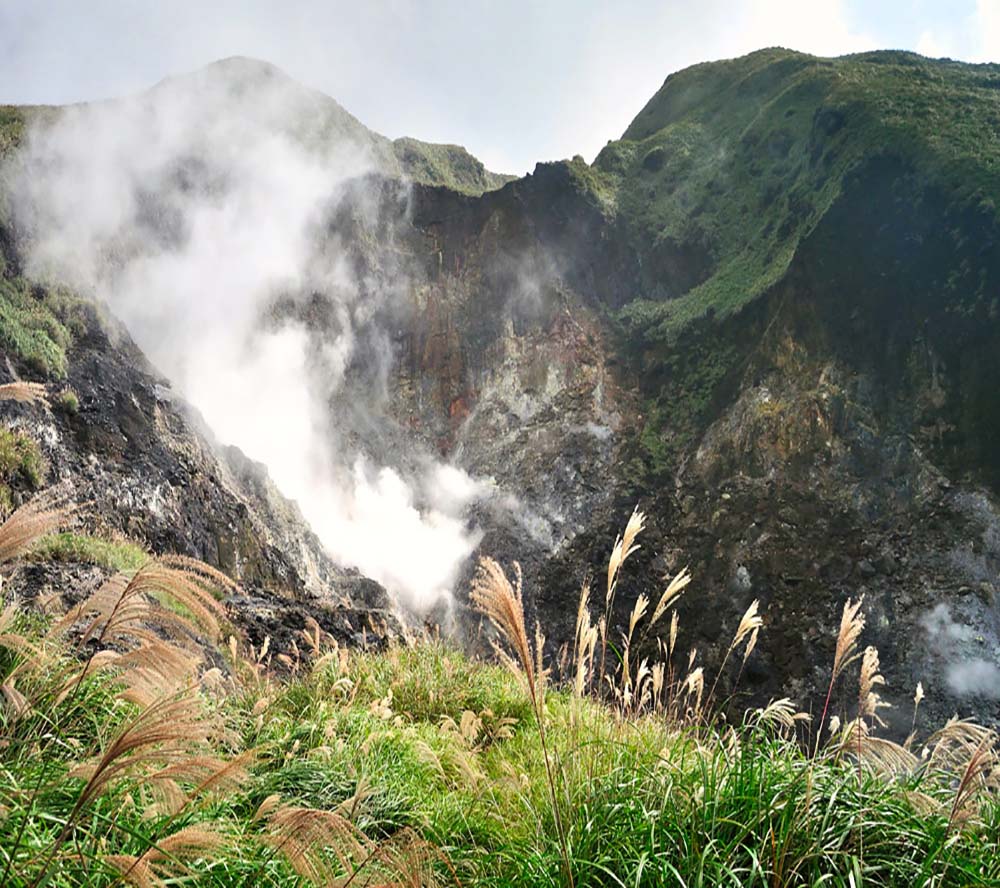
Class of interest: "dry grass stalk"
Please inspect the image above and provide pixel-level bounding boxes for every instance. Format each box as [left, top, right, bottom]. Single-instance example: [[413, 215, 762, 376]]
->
[[20, 689, 234, 883], [841, 719, 918, 775], [1, 678, 30, 718], [946, 734, 998, 833], [262, 804, 366, 884], [858, 646, 888, 726], [145, 751, 254, 817], [627, 593, 649, 642], [0, 491, 75, 565], [924, 718, 999, 830], [300, 615, 336, 658], [104, 825, 227, 887], [832, 596, 866, 682], [684, 666, 705, 719], [651, 661, 665, 710], [706, 598, 765, 709], [574, 579, 591, 651], [534, 621, 548, 699], [650, 567, 691, 628], [111, 641, 203, 708], [598, 507, 645, 688], [606, 507, 645, 607], [618, 592, 651, 701], [367, 827, 447, 888], [573, 579, 599, 698], [159, 554, 241, 596], [733, 600, 763, 662], [751, 698, 811, 733], [470, 558, 537, 702], [926, 718, 996, 773], [470, 555, 574, 888], [816, 595, 866, 752], [0, 382, 48, 406], [49, 558, 229, 655], [906, 681, 925, 749], [126, 560, 230, 640], [67, 691, 230, 812]]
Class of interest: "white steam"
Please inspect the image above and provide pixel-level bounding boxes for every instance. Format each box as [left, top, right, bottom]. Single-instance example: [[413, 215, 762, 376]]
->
[[921, 603, 1000, 700], [9, 59, 484, 612]]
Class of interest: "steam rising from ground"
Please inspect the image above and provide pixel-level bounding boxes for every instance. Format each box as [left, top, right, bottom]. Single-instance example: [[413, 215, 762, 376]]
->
[[8, 59, 485, 612], [921, 603, 1000, 700]]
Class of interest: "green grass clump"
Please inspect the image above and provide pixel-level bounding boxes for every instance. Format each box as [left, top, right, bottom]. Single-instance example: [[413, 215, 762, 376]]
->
[[0, 427, 45, 514], [0, 276, 83, 379], [54, 389, 79, 415], [30, 532, 148, 572], [0, 428, 44, 489]]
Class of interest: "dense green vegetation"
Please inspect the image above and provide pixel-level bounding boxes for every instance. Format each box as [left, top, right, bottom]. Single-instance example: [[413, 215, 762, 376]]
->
[[0, 498, 997, 887], [30, 532, 148, 572], [589, 49, 1000, 342], [0, 426, 45, 513], [0, 276, 86, 379], [570, 49, 1000, 481], [0, 105, 26, 158], [393, 137, 514, 195]]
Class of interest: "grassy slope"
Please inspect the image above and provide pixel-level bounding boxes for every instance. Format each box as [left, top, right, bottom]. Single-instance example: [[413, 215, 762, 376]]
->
[[588, 48, 1000, 340], [1, 619, 998, 887], [0, 276, 83, 380], [392, 136, 514, 195], [2, 512, 998, 887]]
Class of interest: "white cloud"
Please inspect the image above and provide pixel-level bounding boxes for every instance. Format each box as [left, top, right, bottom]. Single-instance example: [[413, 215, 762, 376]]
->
[[910, 0, 1000, 62], [915, 29, 949, 59]]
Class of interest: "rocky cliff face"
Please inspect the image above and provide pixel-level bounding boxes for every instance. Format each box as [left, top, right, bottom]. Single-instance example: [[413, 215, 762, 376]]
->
[[0, 277, 400, 651], [287, 51, 1000, 729], [2, 49, 1000, 728]]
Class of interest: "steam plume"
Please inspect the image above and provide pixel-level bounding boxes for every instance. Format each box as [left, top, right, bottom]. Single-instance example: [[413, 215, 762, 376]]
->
[[6, 58, 485, 612]]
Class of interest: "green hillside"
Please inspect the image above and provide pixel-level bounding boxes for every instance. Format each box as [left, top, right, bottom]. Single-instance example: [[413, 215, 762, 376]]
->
[[588, 48, 1000, 338]]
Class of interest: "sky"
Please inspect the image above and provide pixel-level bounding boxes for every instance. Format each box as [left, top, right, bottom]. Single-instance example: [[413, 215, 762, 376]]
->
[[2, 0, 999, 177]]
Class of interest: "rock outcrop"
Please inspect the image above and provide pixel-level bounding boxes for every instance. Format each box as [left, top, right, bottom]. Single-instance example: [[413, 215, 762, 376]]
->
[[0, 292, 402, 647]]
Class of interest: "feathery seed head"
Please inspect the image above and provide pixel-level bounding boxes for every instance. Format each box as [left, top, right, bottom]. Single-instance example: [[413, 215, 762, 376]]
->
[[606, 506, 645, 604]]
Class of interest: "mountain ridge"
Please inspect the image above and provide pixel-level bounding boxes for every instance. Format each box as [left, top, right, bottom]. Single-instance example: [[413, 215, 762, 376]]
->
[[1, 54, 514, 197]]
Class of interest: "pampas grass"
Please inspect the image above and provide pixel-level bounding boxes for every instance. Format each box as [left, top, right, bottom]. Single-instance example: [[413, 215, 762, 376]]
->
[[2, 492, 999, 886], [0, 381, 48, 406], [103, 824, 226, 887], [817, 595, 866, 750], [0, 489, 74, 564], [470, 555, 572, 888], [599, 506, 645, 684], [261, 804, 366, 883]]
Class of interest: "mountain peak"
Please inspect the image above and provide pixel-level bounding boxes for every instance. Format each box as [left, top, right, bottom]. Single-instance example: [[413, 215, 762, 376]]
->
[[111, 57, 514, 195]]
